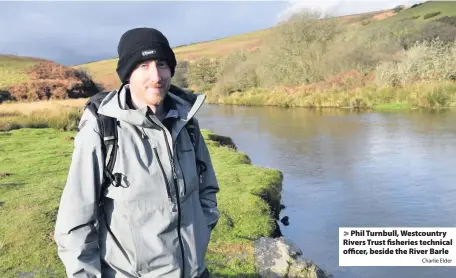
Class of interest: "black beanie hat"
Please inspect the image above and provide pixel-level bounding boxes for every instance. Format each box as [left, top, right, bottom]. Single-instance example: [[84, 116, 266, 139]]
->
[[116, 27, 177, 83]]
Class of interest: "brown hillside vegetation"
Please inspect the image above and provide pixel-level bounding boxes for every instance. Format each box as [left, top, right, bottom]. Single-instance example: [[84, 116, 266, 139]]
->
[[74, 8, 401, 92], [1, 58, 102, 103]]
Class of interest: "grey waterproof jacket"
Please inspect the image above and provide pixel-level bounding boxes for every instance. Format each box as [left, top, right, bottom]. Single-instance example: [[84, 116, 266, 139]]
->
[[54, 85, 220, 278]]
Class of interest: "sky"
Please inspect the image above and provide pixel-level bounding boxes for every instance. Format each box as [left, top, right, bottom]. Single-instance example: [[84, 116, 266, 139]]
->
[[0, 0, 422, 66]]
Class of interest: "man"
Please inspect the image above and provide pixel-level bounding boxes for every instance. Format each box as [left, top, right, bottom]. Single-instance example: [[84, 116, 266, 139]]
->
[[54, 27, 220, 278]]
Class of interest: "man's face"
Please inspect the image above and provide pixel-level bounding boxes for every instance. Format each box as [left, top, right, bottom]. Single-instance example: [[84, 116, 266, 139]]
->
[[129, 59, 172, 107]]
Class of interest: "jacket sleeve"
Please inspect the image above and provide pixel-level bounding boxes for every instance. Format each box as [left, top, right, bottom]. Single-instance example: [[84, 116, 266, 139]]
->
[[54, 117, 104, 278], [195, 122, 220, 231]]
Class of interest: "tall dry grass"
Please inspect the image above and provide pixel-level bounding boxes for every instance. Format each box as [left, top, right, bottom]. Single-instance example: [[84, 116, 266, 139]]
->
[[207, 81, 456, 109], [0, 98, 86, 131]]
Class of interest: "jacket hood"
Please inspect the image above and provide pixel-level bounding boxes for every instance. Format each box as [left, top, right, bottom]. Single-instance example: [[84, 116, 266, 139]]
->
[[97, 84, 206, 128]]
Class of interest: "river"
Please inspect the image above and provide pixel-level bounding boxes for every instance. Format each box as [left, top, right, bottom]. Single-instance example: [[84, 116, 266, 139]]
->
[[196, 104, 456, 278]]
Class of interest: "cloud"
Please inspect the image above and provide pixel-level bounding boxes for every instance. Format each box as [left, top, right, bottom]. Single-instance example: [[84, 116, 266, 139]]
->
[[0, 1, 423, 66], [0, 1, 287, 66]]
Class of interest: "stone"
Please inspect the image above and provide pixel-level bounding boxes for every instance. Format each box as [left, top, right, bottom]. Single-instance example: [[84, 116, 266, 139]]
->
[[0, 172, 11, 178], [254, 237, 332, 278], [208, 134, 237, 150], [280, 216, 290, 226]]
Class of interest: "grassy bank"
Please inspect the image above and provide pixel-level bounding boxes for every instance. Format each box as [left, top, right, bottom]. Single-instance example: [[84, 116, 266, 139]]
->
[[0, 125, 282, 277], [2, 78, 455, 132], [205, 81, 456, 110], [0, 99, 86, 132]]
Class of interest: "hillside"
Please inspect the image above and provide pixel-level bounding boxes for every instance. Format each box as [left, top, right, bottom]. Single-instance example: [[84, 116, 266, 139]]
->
[[0, 55, 101, 103], [4, 1, 456, 109], [377, 1, 456, 24], [73, 27, 274, 91], [73, 8, 395, 91], [0, 55, 45, 89]]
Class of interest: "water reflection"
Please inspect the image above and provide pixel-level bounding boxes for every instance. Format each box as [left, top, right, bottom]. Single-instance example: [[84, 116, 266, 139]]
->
[[197, 104, 456, 278]]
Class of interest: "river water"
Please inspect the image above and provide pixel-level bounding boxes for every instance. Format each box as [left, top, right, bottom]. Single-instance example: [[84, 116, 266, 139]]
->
[[196, 104, 456, 278]]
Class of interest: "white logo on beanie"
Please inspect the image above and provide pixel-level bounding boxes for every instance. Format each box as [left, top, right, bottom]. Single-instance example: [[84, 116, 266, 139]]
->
[[142, 49, 156, 56]]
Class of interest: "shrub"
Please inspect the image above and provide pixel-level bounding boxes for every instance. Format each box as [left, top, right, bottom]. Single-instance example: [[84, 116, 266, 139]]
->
[[420, 21, 456, 44], [258, 11, 344, 86], [5, 62, 100, 101], [172, 60, 189, 88], [212, 60, 260, 96], [423, 11, 441, 20], [375, 39, 456, 87], [0, 90, 12, 103], [187, 57, 220, 90], [411, 3, 423, 9], [210, 50, 262, 96], [386, 18, 422, 50], [387, 18, 456, 50], [437, 16, 456, 27], [393, 5, 405, 13], [409, 15, 420, 20]]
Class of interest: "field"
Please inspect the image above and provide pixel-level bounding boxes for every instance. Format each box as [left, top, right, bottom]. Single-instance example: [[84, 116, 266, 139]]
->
[[0, 99, 283, 277]]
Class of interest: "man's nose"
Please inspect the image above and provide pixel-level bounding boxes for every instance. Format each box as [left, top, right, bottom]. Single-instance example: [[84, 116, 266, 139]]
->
[[147, 63, 161, 82]]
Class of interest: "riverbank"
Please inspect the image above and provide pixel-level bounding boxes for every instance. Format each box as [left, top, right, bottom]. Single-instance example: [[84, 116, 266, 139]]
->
[[204, 81, 456, 110], [0, 126, 329, 277]]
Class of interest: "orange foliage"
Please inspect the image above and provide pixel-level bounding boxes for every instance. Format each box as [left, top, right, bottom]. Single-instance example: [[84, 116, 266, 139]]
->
[[5, 61, 101, 102]]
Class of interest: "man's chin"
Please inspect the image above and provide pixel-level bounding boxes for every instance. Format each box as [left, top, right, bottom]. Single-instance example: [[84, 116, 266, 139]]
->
[[145, 95, 165, 106]]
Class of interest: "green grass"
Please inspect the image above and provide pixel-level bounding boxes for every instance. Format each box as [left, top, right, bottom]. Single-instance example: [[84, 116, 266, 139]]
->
[[0, 128, 76, 278], [0, 128, 283, 277], [373, 103, 412, 110], [390, 1, 456, 23], [363, 1, 456, 33], [0, 55, 41, 90]]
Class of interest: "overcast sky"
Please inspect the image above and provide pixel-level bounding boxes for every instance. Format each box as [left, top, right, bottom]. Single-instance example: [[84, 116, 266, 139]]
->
[[0, 0, 421, 66]]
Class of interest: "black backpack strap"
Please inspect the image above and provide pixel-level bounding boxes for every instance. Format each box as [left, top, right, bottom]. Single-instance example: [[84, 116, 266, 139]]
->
[[97, 114, 120, 206], [185, 118, 207, 183], [83, 91, 120, 206], [85, 91, 110, 116]]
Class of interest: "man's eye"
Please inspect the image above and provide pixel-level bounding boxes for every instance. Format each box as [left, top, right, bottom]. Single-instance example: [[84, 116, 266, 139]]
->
[[158, 61, 168, 67], [140, 63, 148, 68]]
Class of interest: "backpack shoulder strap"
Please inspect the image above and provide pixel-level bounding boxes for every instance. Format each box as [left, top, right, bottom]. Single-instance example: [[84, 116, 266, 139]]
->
[[83, 91, 119, 205], [186, 118, 198, 149], [85, 91, 110, 116], [97, 114, 118, 182], [185, 118, 207, 183]]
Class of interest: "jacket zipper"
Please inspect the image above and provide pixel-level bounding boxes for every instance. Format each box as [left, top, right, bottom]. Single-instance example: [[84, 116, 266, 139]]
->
[[153, 147, 171, 199], [160, 127, 186, 278], [147, 119, 185, 278]]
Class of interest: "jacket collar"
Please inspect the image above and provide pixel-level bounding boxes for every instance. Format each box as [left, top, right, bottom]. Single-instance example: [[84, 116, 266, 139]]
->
[[98, 84, 205, 135]]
